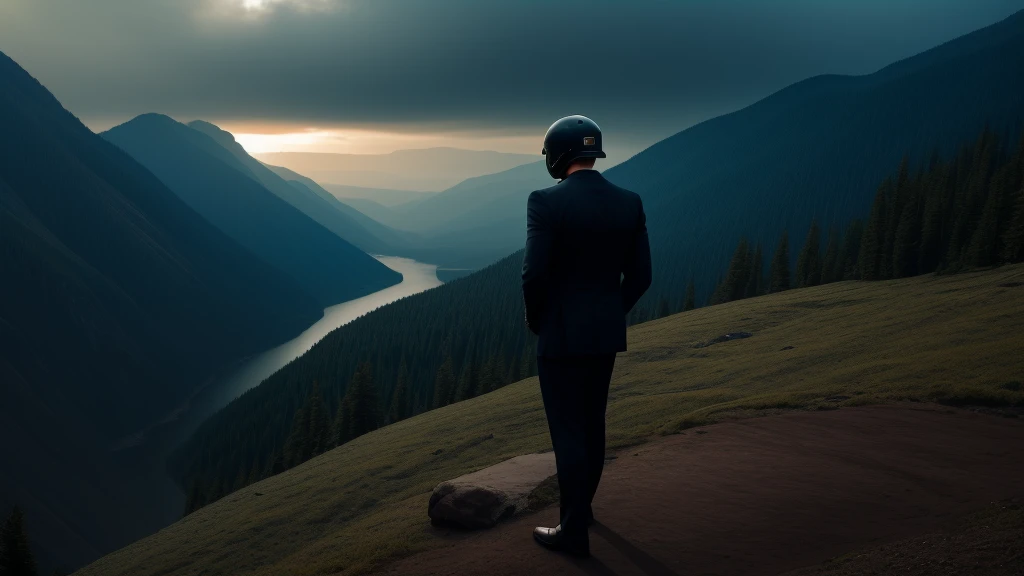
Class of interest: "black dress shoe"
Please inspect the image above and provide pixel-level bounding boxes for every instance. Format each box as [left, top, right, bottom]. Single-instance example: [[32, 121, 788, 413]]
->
[[533, 524, 590, 557]]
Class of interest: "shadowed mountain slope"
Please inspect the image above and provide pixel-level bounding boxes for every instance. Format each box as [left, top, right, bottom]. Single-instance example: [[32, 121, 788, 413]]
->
[[602, 8, 1024, 308], [250, 157, 420, 253], [0, 51, 323, 572], [102, 115, 401, 306], [186, 120, 414, 254]]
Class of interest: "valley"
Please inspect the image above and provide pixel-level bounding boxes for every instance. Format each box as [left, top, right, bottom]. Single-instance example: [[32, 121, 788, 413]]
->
[[2, 5, 1023, 574], [137, 256, 443, 453]]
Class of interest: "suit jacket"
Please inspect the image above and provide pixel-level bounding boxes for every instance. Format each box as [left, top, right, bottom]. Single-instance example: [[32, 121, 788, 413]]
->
[[522, 169, 652, 357]]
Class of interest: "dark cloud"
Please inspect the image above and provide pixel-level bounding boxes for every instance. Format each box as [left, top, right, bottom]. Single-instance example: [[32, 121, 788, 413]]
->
[[2, 0, 1022, 151]]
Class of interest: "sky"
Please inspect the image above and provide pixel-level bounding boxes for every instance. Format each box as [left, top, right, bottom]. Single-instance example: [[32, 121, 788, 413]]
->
[[2, 0, 1022, 162]]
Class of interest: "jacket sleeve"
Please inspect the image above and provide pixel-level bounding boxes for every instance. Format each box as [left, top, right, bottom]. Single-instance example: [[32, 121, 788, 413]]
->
[[522, 190, 551, 335], [621, 195, 652, 314]]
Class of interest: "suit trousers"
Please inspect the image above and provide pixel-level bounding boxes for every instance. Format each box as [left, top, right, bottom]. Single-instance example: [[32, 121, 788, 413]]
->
[[536, 353, 616, 543]]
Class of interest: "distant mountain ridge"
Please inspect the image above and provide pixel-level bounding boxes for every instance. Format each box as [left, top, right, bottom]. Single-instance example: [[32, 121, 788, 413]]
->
[[102, 114, 401, 306], [334, 161, 552, 269], [258, 148, 538, 191], [318, 182, 435, 207], [249, 157, 421, 252]]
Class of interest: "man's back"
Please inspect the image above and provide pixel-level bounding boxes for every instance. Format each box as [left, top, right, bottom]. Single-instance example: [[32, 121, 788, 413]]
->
[[522, 169, 652, 357]]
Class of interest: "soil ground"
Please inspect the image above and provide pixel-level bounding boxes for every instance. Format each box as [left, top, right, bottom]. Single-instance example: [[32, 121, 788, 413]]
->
[[383, 405, 1024, 576]]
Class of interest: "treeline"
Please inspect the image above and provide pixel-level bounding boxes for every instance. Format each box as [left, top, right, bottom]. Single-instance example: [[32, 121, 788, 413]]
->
[[173, 252, 541, 513], [709, 129, 1024, 305], [176, 127, 1024, 515], [0, 507, 40, 576]]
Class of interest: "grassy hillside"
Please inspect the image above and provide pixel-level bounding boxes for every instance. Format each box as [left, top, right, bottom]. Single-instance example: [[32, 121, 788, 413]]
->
[[79, 264, 1024, 576]]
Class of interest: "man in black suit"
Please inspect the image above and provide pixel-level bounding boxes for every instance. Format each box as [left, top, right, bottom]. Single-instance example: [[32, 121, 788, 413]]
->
[[522, 115, 652, 557]]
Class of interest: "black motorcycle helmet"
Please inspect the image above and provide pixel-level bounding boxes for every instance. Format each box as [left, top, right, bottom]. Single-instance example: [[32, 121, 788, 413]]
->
[[541, 115, 607, 179]]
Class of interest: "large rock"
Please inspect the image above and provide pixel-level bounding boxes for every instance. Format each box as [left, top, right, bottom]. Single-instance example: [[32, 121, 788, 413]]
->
[[428, 452, 556, 529]]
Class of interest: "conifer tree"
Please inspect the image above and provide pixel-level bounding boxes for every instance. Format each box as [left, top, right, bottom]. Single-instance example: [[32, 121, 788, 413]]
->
[[795, 220, 821, 287], [345, 362, 381, 440], [305, 382, 330, 457], [269, 450, 286, 476], [967, 170, 1004, 267], [860, 180, 891, 280], [820, 228, 839, 284], [477, 356, 498, 395], [331, 392, 351, 446], [493, 355, 508, 389], [432, 355, 456, 408], [769, 230, 791, 293], [0, 507, 38, 576], [507, 353, 521, 384], [388, 359, 411, 423], [881, 157, 911, 278], [917, 192, 944, 274], [283, 400, 311, 467], [454, 358, 478, 402], [184, 480, 203, 515], [247, 457, 262, 485], [837, 219, 864, 281], [519, 350, 533, 381], [892, 187, 922, 278], [683, 279, 696, 311], [1002, 186, 1024, 263], [745, 243, 764, 298], [280, 382, 330, 466], [711, 238, 751, 304], [656, 298, 671, 319]]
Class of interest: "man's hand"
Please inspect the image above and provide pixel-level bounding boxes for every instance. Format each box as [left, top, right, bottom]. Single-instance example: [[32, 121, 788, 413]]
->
[[524, 306, 539, 335]]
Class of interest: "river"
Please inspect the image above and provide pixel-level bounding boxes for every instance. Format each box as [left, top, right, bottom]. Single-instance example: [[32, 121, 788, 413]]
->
[[104, 256, 442, 556], [168, 256, 442, 444]]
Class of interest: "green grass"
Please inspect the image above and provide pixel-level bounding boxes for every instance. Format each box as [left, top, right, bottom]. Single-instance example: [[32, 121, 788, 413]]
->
[[77, 265, 1024, 576]]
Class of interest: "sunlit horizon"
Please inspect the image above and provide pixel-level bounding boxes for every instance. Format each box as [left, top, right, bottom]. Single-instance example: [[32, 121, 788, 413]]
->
[[225, 124, 541, 156]]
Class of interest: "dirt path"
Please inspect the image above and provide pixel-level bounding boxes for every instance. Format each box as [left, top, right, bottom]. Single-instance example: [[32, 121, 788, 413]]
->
[[382, 405, 1024, 576]]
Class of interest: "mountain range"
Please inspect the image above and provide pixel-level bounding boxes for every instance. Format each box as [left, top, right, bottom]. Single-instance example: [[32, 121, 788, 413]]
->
[[341, 161, 553, 269], [320, 182, 435, 207], [600, 8, 1024, 307], [335, 8, 1024, 294], [257, 148, 538, 191], [101, 115, 401, 306]]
